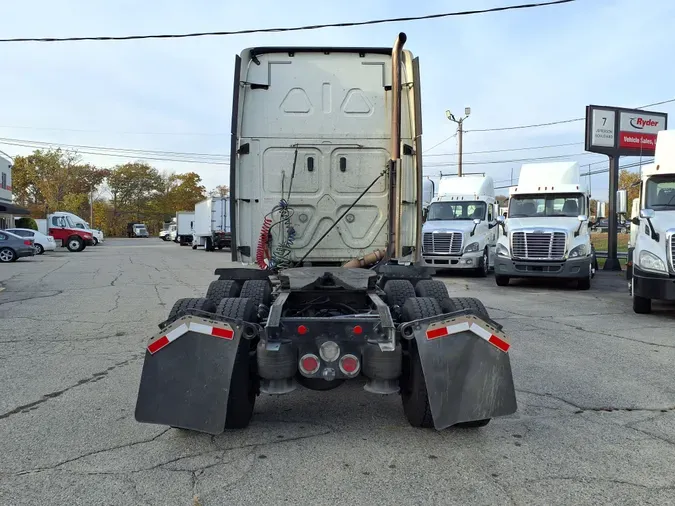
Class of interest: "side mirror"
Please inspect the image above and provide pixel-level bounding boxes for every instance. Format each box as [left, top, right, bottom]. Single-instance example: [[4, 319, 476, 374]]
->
[[578, 214, 588, 222], [616, 190, 627, 214], [473, 218, 481, 225], [639, 208, 655, 219], [496, 216, 505, 224]]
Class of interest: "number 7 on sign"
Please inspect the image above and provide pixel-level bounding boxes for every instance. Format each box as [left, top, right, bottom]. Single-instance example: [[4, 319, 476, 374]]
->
[[602, 117, 607, 126]]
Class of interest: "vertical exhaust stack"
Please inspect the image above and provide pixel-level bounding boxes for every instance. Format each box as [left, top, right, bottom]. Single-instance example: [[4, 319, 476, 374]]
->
[[387, 32, 407, 260]]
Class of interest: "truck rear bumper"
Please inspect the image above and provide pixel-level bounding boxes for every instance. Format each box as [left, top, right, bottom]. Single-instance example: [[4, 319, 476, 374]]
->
[[632, 267, 675, 301], [494, 255, 591, 279], [422, 251, 482, 269]]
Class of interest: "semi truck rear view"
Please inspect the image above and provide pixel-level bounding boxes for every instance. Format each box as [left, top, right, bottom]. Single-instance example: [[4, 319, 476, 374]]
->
[[494, 162, 596, 289], [135, 33, 517, 435]]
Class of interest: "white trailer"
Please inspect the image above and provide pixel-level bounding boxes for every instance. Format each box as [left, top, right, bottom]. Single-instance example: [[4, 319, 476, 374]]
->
[[192, 197, 231, 251], [175, 211, 195, 245], [627, 129, 675, 314], [494, 161, 595, 289], [421, 175, 498, 276]]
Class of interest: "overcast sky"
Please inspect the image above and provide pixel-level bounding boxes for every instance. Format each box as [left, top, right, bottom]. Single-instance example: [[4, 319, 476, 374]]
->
[[1, 0, 674, 199]]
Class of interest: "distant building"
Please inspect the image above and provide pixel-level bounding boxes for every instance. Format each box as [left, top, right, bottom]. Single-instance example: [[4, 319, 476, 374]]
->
[[0, 153, 30, 229]]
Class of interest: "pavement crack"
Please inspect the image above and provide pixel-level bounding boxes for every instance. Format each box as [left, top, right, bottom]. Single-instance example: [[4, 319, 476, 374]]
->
[[0, 358, 137, 422], [0, 290, 63, 306], [110, 272, 123, 286], [525, 476, 675, 490], [516, 389, 675, 414]]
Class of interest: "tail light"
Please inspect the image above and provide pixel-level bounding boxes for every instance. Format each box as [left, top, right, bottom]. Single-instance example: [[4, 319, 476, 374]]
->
[[339, 354, 360, 376], [24, 240, 32, 246], [299, 354, 320, 375]]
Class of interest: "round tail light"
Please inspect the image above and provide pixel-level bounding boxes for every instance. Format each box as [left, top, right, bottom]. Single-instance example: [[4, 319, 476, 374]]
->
[[299, 354, 320, 375], [339, 354, 360, 376]]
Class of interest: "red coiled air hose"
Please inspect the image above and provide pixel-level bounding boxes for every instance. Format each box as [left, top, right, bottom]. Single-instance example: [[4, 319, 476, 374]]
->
[[256, 216, 272, 270]]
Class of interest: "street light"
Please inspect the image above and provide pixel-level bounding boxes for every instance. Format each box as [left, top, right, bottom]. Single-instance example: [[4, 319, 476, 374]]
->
[[446, 107, 471, 176]]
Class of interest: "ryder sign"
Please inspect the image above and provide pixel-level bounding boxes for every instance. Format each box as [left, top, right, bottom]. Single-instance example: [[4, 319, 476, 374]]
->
[[585, 105, 667, 157]]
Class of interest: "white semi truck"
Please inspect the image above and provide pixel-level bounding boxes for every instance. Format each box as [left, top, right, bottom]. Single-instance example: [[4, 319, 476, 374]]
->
[[422, 175, 498, 276], [627, 129, 675, 314], [494, 161, 595, 289], [135, 33, 516, 435], [192, 197, 231, 251]]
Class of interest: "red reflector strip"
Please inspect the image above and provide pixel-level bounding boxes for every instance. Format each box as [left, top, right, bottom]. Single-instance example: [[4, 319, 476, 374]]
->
[[148, 335, 169, 354], [488, 334, 510, 352], [211, 326, 234, 340], [426, 327, 449, 340], [470, 323, 510, 353]]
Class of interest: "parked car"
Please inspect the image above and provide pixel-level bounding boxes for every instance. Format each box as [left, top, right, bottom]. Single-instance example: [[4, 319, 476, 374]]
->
[[5, 228, 56, 255], [0, 230, 35, 263]]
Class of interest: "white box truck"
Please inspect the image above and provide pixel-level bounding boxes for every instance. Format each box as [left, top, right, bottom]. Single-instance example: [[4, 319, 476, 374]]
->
[[421, 175, 498, 276], [175, 211, 195, 246], [192, 197, 230, 251], [494, 161, 595, 289], [627, 129, 675, 314]]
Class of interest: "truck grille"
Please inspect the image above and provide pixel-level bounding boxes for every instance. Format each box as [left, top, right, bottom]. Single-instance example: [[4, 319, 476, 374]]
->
[[511, 231, 566, 260], [423, 232, 463, 255], [670, 235, 675, 271]]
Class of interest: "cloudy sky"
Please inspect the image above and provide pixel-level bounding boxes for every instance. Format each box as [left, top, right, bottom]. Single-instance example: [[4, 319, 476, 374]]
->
[[1, 0, 674, 199]]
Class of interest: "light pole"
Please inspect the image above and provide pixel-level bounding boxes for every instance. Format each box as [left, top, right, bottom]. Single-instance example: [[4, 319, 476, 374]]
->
[[446, 107, 471, 177]]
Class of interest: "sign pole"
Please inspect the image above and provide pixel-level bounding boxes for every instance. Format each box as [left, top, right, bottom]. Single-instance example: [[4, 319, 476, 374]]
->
[[604, 155, 621, 271]]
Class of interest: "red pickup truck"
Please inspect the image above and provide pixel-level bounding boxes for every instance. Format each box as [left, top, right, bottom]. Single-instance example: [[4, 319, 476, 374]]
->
[[48, 214, 94, 252]]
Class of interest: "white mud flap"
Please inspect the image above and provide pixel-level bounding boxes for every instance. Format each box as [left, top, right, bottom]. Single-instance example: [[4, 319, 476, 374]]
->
[[400, 313, 517, 429], [134, 315, 260, 435]]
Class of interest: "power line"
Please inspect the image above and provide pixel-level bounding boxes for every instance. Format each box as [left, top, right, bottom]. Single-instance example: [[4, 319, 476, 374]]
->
[[0, 1, 576, 43], [425, 151, 598, 167], [424, 141, 582, 157]]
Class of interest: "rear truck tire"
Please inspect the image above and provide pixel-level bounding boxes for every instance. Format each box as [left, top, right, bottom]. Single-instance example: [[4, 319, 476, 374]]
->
[[67, 236, 83, 252], [35, 243, 44, 255], [0, 247, 17, 263], [632, 282, 651, 314], [206, 280, 241, 304], [168, 297, 217, 320], [239, 280, 273, 310], [440, 297, 489, 319], [215, 297, 258, 429], [577, 263, 592, 290], [383, 280, 416, 309], [414, 280, 449, 305], [495, 275, 510, 287], [400, 297, 442, 428], [205, 237, 214, 252], [475, 249, 489, 277]]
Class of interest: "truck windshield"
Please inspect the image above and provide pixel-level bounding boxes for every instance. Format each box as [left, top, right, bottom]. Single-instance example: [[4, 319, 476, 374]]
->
[[509, 194, 585, 218], [426, 201, 486, 221], [645, 175, 675, 209]]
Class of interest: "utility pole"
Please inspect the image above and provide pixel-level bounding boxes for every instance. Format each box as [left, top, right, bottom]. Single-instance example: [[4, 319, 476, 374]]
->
[[446, 107, 471, 177]]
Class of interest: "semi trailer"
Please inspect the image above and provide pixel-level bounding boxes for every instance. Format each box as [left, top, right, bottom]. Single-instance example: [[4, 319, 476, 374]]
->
[[175, 211, 194, 245], [135, 33, 517, 435]]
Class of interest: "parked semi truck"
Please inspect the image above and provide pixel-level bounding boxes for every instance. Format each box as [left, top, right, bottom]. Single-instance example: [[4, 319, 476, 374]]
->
[[494, 161, 596, 289], [135, 33, 517, 435], [422, 175, 498, 276], [627, 129, 675, 314], [175, 211, 195, 246], [127, 222, 149, 238], [192, 197, 230, 251]]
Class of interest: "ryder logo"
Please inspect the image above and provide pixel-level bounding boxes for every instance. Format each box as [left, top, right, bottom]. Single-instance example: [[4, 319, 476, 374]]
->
[[629, 117, 660, 130]]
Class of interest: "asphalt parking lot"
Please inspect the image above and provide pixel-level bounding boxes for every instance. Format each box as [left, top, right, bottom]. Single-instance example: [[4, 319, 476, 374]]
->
[[0, 239, 674, 505]]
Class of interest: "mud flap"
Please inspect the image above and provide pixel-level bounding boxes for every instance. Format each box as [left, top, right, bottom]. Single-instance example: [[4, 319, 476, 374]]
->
[[134, 314, 259, 435], [400, 312, 517, 430]]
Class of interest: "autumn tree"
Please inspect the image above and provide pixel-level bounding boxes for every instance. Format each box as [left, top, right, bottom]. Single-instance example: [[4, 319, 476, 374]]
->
[[213, 185, 229, 197], [619, 169, 641, 208]]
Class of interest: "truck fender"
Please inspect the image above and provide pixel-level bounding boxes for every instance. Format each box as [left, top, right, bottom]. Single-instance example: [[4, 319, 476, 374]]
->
[[134, 314, 261, 435], [399, 311, 517, 429]]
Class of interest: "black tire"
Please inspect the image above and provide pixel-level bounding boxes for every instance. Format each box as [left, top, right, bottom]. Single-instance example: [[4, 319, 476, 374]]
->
[[383, 280, 416, 308], [400, 297, 441, 428], [239, 280, 272, 309], [192, 244, 197, 250], [440, 297, 489, 319], [67, 236, 83, 252], [495, 275, 510, 287], [205, 237, 214, 252], [414, 280, 449, 304], [35, 243, 44, 255], [167, 297, 217, 320], [476, 249, 489, 277], [633, 294, 651, 314], [0, 247, 16, 263], [577, 267, 592, 290], [215, 297, 258, 429], [206, 280, 241, 304], [93, 237, 99, 246]]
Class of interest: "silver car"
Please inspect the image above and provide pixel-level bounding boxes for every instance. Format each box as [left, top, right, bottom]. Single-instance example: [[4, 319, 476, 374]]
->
[[0, 230, 35, 263]]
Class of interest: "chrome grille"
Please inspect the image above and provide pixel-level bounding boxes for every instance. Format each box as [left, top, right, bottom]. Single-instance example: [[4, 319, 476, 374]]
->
[[511, 231, 566, 260], [423, 232, 463, 255], [670, 235, 675, 271]]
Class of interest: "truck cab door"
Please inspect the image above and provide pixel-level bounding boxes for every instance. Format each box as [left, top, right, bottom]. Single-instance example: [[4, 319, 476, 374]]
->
[[48, 216, 68, 246]]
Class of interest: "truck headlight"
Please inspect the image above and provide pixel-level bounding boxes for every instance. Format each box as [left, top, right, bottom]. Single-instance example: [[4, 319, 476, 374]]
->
[[638, 250, 667, 273], [464, 242, 480, 253], [497, 243, 509, 257], [569, 244, 588, 258]]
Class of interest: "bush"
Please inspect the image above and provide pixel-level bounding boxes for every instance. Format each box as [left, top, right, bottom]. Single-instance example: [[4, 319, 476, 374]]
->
[[15, 217, 38, 230]]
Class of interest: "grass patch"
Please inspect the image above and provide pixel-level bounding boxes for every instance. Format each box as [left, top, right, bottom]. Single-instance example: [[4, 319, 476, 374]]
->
[[591, 232, 629, 252]]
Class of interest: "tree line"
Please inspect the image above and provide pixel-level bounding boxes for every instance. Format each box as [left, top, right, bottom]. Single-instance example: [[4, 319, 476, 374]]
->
[[11, 149, 227, 236]]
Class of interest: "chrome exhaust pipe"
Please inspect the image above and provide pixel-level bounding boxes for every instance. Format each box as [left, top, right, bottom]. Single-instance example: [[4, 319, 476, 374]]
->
[[388, 32, 406, 259]]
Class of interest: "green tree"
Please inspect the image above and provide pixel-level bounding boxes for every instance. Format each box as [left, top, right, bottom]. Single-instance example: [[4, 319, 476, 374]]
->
[[15, 217, 38, 230], [619, 169, 641, 206], [107, 162, 163, 222]]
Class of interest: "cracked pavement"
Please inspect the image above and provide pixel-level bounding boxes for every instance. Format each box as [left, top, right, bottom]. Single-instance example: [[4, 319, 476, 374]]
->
[[0, 239, 674, 505]]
